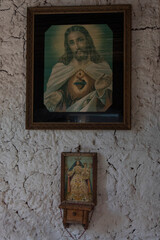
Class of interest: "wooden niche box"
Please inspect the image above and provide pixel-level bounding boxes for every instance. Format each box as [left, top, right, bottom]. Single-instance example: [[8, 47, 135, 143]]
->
[[59, 152, 97, 229]]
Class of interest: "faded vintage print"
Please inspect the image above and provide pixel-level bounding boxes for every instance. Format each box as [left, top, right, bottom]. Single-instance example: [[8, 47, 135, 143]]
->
[[44, 24, 113, 112], [64, 156, 93, 203]]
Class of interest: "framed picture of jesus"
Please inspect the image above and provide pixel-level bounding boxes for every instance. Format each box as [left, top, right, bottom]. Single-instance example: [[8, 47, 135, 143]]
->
[[26, 5, 131, 129]]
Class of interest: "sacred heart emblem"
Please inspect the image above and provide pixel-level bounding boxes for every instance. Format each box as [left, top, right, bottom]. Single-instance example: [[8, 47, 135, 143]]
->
[[74, 70, 87, 90], [67, 70, 95, 101]]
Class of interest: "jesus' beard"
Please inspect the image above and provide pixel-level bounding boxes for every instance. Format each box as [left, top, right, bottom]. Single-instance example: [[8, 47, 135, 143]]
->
[[74, 49, 89, 62]]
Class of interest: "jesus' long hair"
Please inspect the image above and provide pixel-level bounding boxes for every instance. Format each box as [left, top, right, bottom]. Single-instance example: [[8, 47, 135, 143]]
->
[[58, 25, 103, 65]]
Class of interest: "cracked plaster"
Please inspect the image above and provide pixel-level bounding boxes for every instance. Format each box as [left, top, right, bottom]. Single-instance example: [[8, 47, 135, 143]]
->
[[0, 0, 160, 239]]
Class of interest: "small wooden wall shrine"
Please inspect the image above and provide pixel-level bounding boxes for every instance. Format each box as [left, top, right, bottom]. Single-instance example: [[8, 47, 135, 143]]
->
[[59, 152, 97, 229]]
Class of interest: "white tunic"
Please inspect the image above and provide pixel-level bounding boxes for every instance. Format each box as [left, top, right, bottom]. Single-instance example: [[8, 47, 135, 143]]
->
[[44, 61, 112, 112]]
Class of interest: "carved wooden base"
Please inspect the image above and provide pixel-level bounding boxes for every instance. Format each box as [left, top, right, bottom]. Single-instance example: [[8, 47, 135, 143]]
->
[[59, 202, 94, 229]]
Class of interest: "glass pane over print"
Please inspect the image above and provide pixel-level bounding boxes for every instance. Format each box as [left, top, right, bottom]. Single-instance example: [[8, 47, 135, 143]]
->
[[44, 24, 113, 113], [64, 155, 93, 203]]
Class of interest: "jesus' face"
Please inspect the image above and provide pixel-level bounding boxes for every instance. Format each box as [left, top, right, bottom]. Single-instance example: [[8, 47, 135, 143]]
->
[[67, 31, 89, 61]]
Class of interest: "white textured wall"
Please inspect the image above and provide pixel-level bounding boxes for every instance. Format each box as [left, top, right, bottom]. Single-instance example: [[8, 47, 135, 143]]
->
[[0, 0, 160, 239]]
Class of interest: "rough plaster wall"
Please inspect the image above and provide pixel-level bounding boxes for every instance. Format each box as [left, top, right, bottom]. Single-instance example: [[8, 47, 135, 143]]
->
[[0, 0, 160, 239]]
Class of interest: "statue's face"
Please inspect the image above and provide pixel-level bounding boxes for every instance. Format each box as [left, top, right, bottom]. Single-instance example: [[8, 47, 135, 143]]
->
[[67, 31, 88, 61], [76, 161, 80, 166]]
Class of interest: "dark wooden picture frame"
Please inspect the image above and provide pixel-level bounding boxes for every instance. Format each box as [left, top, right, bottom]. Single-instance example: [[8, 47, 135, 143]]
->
[[26, 5, 131, 130], [59, 152, 97, 229]]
